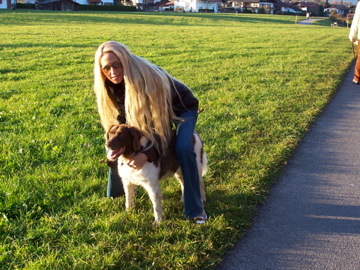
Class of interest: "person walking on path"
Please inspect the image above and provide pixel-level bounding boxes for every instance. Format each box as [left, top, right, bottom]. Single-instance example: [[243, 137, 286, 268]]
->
[[349, 0, 360, 84]]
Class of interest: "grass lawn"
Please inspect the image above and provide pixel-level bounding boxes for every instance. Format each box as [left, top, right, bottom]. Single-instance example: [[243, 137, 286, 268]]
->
[[0, 11, 354, 269]]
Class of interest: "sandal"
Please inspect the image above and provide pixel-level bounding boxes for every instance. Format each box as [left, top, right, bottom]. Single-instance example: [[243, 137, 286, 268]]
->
[[193, 211, 208, 225]]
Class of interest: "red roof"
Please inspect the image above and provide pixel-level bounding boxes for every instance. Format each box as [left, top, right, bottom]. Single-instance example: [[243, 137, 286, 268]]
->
[[156, 0, 174, 6]]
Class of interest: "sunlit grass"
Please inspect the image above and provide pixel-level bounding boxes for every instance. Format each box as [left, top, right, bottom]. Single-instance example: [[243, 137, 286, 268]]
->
[[0, 11, 353, 269]]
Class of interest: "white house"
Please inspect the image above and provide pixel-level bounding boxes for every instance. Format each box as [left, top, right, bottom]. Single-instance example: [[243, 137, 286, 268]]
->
[[0, 0, 17, 9], [280, 4, 301, 14], [231, 0, 276, 13], [324, 4, 350, 16], [258, 1, 273, 13], [230, 0, 301, 14], [174, 0, 221, 12], [231, 0, 259, 12], [136, 0, 174, 11]]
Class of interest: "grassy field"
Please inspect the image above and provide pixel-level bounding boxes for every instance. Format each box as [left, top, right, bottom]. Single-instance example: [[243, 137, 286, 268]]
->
[[0, 10, 354, 269]]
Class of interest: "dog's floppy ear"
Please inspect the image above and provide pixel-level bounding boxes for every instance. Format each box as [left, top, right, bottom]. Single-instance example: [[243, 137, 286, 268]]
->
[[106, 124, 116, 141], [128, 126, 142, 151]]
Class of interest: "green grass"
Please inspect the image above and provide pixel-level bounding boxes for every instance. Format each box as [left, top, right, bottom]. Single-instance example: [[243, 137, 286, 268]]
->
[[0, 11, 353, 269]]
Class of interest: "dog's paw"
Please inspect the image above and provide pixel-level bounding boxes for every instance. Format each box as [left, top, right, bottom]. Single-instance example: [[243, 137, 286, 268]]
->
[[125, 203, 135, 209], [153, 219, 162, 228]]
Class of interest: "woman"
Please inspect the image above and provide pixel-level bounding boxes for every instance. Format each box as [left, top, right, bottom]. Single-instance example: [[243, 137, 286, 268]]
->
[[94, 41, 207, 223], [349, 1, 360, 84]]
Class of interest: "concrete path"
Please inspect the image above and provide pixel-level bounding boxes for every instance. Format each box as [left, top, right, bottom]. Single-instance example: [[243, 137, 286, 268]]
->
[[298, 18, 321, 25], [217, 65, 360, 270]]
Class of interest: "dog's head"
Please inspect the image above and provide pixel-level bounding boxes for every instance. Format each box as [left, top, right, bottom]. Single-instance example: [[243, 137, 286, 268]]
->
[[106, 124, 144, 161]]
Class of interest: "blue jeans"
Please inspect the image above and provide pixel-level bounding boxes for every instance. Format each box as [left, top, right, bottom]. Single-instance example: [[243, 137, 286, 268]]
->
[[106, 110, 204, 219], [175, 110, 204, 219]]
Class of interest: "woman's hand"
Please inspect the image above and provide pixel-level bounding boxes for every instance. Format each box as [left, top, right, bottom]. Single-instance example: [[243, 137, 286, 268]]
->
[[127, 152, 148, 170]]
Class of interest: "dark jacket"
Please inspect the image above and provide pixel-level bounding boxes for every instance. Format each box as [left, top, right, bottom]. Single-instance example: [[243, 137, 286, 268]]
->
[[105, 76, 199, 122], [105, 75, 198, 162], [171, 78, 199, 116]]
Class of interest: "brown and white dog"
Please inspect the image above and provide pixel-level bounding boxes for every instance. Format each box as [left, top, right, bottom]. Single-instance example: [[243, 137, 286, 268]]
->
[[106, 124, 207, 226]]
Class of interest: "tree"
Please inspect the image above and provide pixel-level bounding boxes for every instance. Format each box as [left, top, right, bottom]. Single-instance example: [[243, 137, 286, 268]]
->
[[318, 4, 324, 16]]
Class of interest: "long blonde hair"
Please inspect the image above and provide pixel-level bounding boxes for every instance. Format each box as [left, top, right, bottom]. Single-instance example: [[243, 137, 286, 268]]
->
[[94, 41, 179, 154]]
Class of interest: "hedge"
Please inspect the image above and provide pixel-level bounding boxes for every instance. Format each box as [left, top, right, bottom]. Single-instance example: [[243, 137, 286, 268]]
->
[[16, 3, 36, 9]]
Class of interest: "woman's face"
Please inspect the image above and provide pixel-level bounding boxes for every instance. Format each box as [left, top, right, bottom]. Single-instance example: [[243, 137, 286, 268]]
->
[[100, 52, 124, 84]]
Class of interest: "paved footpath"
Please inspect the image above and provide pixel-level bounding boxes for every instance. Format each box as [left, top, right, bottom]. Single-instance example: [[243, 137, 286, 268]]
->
[[217, 65, 360, 270], [298, 18, 321, 25]]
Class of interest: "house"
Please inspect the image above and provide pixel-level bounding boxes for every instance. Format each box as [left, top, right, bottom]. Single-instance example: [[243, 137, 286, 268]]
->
[[136, 0, 174, 11], [36, 0, 80, 10], [173, 0, 222, 12], [230, 0, 261, 12], [348, 5, 356, 14], [324, 4, 350, 17], [0, 0, 17, 9], [229, 0, 300, 14], [157, 0, 174, 11], [276, 1, 301, 14], [291, 1, 319, 14]]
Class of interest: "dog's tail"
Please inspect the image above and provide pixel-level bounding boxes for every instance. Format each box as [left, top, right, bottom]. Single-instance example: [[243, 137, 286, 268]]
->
[[201, 150, 208, 176], [194, 132, 208, 176]]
